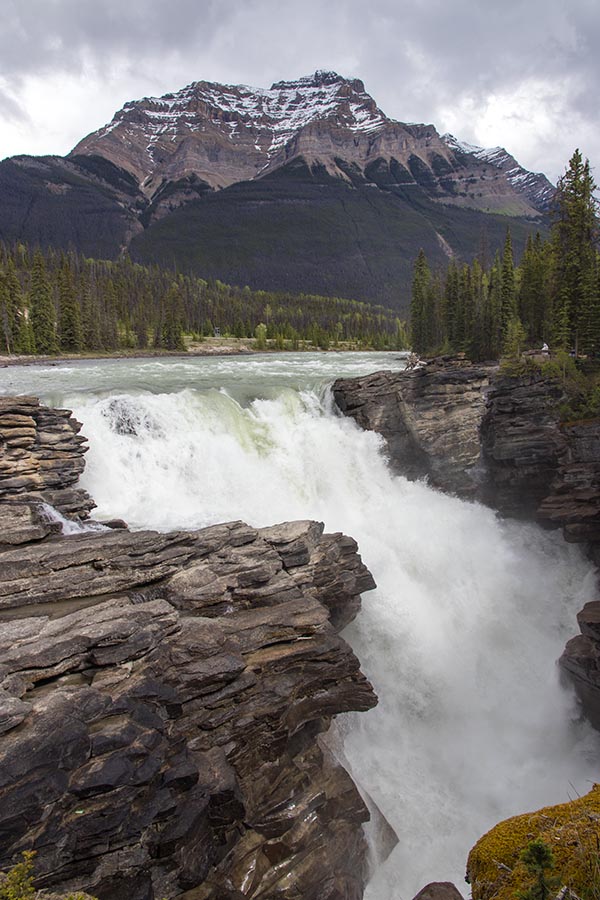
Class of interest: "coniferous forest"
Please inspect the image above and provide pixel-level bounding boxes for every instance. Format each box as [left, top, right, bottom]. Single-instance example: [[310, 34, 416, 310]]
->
[[410, 150, 600, 360], [0, 244, 409, 356], [3, 149, 599, 361]]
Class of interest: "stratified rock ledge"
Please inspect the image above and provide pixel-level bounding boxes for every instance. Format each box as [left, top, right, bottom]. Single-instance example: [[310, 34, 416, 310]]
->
[[0, 396, 380, 900]]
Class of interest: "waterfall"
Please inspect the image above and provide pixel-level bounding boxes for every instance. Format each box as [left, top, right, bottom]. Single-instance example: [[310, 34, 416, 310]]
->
[[2, 354, 597, 899], [69, 383, 599, 897]]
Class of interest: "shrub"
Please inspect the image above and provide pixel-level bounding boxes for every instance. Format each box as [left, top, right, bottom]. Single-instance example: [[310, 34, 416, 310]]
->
[[0, 853, 97, 900]]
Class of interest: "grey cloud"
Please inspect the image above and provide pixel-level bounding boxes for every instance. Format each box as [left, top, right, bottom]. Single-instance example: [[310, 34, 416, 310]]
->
[[0, 89, 28, 124], [1, 0, 599, 179]]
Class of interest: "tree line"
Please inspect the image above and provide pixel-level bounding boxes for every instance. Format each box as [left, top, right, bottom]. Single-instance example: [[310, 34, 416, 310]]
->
[[0, 245, 409, 356], [410, 149, 600, 360]]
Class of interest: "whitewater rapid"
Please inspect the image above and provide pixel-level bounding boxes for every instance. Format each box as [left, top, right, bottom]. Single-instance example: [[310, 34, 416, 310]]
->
[[2, 353, 598, 899]]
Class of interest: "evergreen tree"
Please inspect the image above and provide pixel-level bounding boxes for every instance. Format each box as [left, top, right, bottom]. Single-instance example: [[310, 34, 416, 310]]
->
[[550, 148, 599, 353], [80, 280, 103, 351], [0, 259, 23, 353], [0, 273, 16, 353], [410, 249, 431, 353], [17, 314, 35, 354], [58, 263, 83, 352], [444, 260, 460, 348], [519, 232, 550, 345], [518, 839, 559, 900], [500, 230, 517, 341], [162, 285, 185, 350], [502, 316, 527, 359], [460, 263, 475, 354], [470, 259, 487, 361], [29, 252, 58, 355]]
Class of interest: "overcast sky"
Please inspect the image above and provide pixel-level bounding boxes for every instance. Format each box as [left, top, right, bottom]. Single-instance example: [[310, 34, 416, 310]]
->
[[1, 0, 598, 184]]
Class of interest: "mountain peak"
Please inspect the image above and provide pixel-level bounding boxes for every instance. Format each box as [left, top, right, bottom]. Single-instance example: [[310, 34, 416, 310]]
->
[[442, 133, 555, 210], [71, 71, 390, 191], [69, 72, 554, 217], [270, 70, 363, 91]]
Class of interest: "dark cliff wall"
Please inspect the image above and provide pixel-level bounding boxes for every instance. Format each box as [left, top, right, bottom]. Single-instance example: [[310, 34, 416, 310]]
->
[[0, 398, 382, 900]]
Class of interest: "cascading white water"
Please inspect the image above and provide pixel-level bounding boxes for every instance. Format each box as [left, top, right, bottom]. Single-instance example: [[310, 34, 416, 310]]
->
[[2, 354, 598, 899]]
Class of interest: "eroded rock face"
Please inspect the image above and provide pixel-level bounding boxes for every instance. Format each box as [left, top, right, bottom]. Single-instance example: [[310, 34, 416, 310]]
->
[[333, 358, 493, 497], [559, 600, 600, 729], [538, 419, 600, 555], [411, 884, 464, 900], [0, 398, 380, 900]]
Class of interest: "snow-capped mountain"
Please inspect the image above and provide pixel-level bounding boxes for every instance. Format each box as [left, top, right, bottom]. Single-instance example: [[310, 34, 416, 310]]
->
[[72, 71, 391, 195], [0, 71, 555, 309], [72, 71, 554, 218]]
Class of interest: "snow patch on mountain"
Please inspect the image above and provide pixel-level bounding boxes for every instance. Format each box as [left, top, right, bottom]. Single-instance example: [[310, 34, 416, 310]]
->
[[442, 133, 555, 209], [98, 71, 388, 161]]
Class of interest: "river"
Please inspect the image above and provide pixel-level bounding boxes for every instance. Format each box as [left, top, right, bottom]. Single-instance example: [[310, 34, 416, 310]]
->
[[1, 352, 598, 899]]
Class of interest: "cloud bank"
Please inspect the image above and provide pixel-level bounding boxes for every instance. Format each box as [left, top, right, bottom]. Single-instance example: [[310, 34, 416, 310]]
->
[[1, 0, 599, 183]]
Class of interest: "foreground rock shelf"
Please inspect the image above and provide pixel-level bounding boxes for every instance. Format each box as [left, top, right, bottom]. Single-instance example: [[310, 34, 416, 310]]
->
[[0, 397, 380, 900]]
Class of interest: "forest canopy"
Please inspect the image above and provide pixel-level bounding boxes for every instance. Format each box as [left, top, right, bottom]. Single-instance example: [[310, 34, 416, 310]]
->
[[0, 244, 408, 356]]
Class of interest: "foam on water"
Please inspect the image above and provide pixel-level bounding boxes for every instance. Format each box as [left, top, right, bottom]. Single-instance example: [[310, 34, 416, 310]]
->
[[2, 354, 598, 898]]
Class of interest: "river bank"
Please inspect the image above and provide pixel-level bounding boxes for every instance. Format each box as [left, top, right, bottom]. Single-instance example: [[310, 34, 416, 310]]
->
[[0, 339, 408, 368]]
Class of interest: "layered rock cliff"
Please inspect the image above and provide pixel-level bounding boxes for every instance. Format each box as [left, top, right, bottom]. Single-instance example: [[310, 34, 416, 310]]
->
[[0, 397, 381, 900], [333, 359, 600, 728], [332, 358, 492, 497]]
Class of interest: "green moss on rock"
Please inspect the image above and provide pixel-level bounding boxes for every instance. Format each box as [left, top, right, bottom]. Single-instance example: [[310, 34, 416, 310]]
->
[[466, 784, 600, 900]]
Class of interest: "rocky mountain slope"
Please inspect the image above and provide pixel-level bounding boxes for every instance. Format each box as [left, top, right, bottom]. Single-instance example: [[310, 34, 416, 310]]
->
[[0, 71, 553, 307], [0, 396, 382, 900]]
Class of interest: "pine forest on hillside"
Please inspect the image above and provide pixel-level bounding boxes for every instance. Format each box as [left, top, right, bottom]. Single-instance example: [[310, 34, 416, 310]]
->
[[410, 150, 600, 361], [0, 245, 408, 356]]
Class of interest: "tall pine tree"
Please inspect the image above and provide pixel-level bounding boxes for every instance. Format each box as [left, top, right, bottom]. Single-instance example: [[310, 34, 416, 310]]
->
[[550, 149, 599, 353], [58, 262, 84, 352], [410, 249, 432, 354], [500, 230, 518, 341], [29, 251, 58, 355]]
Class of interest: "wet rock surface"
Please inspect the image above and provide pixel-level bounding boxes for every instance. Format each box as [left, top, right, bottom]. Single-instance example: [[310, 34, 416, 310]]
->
[[0, 398, 380, 900], [411, 884, 464, 900]]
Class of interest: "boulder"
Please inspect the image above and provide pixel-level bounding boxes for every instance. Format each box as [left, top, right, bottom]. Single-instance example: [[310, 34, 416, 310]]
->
[[466, 784, 600, 900], [411, 884, 464, 900]]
